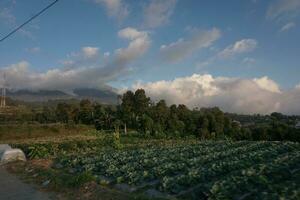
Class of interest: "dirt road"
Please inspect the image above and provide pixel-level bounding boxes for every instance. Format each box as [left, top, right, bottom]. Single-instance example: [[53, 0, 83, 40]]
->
[[0, 167, 54, 200]]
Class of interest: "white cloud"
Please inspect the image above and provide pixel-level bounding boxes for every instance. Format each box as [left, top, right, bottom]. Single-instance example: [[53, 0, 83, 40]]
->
[[94, 0, 129, 21], [217, 39, 258, 59], [115, 27, 151, 62], [253, 76, 281, 93], [280, 22, 296, 32], [0, 61, 31, 88], [197, 39, 258, 68], [267, 0, 300, 21], [143, 0, 177, 28], [1, 27, 151, 92], [82, 47, 99, 58], [61, 47, 101, 68], [160, 28, 221, 63], [118, 27, 148, 40], [131, 74, 300, 115]]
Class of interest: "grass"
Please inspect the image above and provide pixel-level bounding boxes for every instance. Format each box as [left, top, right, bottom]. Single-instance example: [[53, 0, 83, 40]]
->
[[0, 123, 93, 143]]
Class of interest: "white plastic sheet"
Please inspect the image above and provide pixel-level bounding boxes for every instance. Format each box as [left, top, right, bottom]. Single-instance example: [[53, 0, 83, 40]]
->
[[0, 145, 26, 164]]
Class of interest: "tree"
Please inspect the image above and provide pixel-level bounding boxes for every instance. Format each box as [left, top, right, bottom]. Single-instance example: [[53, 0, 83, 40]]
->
[[103, 106, 116, 130], [153, 100, 169, 131], [167, 118, 185, 137], [140, 114, 154, 135], [198, 115, 210, 139], [177, 104, 190, 122], [252, 126, 268, 140], [71, 107, 80, 124], [56, 103, 71, 123], [120, 90, 135, 130], [79, 99, 93, 124], [134, 89, 150, 118], [270, 121, 289, 141], [224, 116, 232, 136], [271, 112, 285, 121]]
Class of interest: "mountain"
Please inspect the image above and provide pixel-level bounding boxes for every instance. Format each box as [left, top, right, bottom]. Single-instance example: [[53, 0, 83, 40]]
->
[[73, 88, 119, 104], [6, 88, 119, 104]]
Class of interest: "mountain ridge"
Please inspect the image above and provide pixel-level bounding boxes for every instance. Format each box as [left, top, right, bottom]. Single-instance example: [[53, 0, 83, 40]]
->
[[5, 88, 119, 104]]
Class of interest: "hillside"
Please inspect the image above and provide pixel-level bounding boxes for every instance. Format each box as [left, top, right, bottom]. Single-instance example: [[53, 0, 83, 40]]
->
[[5, 88, 119, 104]]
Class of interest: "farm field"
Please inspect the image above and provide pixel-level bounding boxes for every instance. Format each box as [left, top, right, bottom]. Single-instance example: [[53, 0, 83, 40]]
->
[[57, 141, 300, 199], [9, 136, 300, 200]]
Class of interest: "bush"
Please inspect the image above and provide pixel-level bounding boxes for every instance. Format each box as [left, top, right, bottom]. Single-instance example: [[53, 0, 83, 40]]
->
[[27, 145, 52, 159], [153, 131, 166, 139], [48, 170, 95, 189]]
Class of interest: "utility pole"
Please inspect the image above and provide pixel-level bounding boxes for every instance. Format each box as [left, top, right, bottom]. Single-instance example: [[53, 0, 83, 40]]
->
[[0, 87, 6, 108], [0, 73, 6, 108]]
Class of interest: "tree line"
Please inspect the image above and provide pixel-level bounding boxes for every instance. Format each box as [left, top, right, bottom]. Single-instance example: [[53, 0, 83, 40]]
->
[[1, 89, 299, 142]]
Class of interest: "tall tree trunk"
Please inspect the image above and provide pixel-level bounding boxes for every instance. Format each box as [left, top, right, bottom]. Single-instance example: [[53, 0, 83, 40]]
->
[[124, 123, 127, 134]]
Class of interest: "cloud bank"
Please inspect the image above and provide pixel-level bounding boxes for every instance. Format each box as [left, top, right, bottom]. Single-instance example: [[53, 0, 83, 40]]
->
[[0, 27, 151, 92], [132, 74, 300, 115]]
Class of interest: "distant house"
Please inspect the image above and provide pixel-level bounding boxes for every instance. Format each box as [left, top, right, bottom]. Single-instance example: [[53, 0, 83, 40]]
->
[[232, 120, 242, 127], [296, 122, 300, 129]]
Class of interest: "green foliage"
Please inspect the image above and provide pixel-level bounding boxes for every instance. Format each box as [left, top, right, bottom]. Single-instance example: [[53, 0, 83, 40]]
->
[[2, 88, 300, 142], [27, 145, 52, 159], [78, 99, 94, 125], [13, 137, 113, 159], [56, 103, 72, 123], [68, 171, 95, 187], [54, 141, 300, 199], [112, 132, 122, 149], [0, 124, 91, 141], [133, 89, 150, 117], [41, 170, 95, 189]]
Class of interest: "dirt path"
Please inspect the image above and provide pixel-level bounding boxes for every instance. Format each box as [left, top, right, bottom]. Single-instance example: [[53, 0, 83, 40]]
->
[[0, 167, 54, 200]]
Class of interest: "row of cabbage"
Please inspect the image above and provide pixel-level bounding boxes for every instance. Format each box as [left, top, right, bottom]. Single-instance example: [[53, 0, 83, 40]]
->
[[56, 141, 300, 199]]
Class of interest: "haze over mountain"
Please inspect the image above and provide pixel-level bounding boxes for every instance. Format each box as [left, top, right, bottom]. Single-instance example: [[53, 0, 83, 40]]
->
[[6, 88, 118, 104]]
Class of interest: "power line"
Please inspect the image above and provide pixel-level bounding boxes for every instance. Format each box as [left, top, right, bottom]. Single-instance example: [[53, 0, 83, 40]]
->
[[0, 0, 60, 43]]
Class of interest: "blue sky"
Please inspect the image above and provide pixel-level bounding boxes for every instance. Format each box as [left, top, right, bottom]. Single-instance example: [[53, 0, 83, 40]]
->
[[0, 0, 300, 114]]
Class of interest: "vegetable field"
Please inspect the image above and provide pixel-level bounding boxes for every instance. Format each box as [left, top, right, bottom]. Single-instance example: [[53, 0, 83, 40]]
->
[[55, 141, 300, 199]]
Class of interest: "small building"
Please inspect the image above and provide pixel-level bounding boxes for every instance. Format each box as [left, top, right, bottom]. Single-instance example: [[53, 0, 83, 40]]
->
[[295, 122, 300, 129], [232, 120, 242, 128]]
